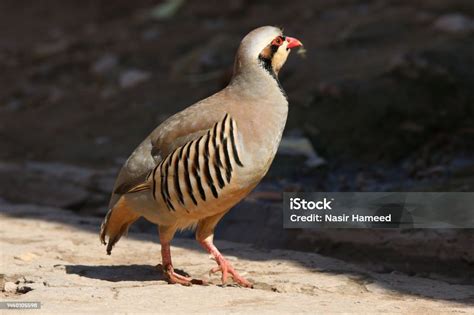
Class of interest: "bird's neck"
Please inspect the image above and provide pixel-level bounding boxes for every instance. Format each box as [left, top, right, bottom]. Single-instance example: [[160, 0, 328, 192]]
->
[[226, 65, 289, 176], [229, 62, 288, 104], [227, 65, 288, 131]]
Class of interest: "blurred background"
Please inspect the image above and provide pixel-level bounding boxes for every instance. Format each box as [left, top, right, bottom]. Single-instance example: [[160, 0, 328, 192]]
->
[[0, 0, 473, 283]]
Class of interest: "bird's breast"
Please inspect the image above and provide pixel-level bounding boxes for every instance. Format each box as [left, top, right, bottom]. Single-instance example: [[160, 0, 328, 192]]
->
[[237, 99, 288, 180]]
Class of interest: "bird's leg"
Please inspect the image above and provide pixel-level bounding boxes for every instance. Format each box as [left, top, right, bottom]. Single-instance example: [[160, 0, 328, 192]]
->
[[199, 236, 252, 288], [159, 226, 205, 286], [196, 213, 252, 288], [159, 240, 193, 286]]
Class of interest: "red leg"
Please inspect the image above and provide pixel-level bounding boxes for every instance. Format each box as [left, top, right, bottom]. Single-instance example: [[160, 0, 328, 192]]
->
[[159, 241, 194, 285], [158, 226, 206, 286], [160, 241, 207, 286], [200, 238, 253, 288]]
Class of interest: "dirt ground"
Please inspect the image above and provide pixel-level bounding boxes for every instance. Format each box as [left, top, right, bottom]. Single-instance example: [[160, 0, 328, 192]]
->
[[1, 202, 473, 313]]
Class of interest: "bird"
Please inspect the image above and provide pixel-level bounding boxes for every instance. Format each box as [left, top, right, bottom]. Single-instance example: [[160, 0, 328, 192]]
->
[[100, 26, 303, 287]]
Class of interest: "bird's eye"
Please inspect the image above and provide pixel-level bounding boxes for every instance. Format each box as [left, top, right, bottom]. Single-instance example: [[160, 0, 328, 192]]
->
[[272, 36, 284, 46]]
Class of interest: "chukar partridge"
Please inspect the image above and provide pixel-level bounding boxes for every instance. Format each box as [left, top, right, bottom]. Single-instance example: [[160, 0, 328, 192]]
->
[[100, 26, 302, 287]]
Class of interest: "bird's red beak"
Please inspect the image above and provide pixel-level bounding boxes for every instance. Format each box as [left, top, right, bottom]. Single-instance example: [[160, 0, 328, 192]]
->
[[286, 36, 303, 49]]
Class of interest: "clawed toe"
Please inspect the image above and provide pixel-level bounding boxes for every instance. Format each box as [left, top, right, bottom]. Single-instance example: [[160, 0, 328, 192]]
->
[[200, 239, 253, 288], [209, 265, 222, 276], [208, 262, 253, 288], [228, 270, 253, 288], [159, 264, 207, 286]]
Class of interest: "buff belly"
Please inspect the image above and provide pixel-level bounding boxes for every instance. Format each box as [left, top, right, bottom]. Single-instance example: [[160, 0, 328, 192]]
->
[[123, 182, 254, 229]]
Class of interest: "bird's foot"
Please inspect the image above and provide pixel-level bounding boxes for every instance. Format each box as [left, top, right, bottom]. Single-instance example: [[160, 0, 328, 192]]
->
[[209, 256, 253, 288], [158, 263, 206, 286]]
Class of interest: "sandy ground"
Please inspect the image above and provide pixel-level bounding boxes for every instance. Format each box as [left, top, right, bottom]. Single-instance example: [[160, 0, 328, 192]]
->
[[1, 202, 473, 314]]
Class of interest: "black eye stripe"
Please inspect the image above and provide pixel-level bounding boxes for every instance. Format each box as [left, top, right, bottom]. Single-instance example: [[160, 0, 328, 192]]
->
[[270, 45, 279, 53]]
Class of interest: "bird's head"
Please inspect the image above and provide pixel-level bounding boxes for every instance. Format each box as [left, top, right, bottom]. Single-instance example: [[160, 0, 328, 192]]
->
[[233, 26, 303, 78]]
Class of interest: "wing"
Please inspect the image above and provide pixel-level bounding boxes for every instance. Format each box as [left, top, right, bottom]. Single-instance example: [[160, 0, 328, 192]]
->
[[108, 101, 230, 209], [101, 112, 243, 254]]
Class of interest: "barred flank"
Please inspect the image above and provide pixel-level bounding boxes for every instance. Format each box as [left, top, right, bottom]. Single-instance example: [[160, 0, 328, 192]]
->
[[150, 113, 244, 211]]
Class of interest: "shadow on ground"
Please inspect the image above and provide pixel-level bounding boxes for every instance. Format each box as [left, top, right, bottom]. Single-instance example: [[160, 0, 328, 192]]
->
[[66, 264, 166, 282]]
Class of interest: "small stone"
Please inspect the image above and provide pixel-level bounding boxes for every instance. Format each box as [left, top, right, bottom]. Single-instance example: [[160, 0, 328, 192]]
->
[[94, 136, 110, 145], [278, 135, 325, 168], [119, 69, 151, 88], [14, 252, 39, 262], [91, 54, 119, 74], [17, 286, 33, 294], [4, 282, 17, 292], [433, 14, 474, 33]]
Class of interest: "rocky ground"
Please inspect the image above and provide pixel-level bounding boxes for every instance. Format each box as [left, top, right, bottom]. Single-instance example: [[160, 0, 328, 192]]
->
[[1, 202, 473, 314]]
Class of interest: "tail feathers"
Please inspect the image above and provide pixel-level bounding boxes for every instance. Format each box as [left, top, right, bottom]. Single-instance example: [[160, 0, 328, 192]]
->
[[100, 197, 140, 255]]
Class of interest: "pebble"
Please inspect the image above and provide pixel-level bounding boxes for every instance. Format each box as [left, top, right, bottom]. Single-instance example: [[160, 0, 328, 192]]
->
[[279, 136, 326, 168], [14, 252, 39, 262], [91, 54, 119, 74], [94, 136, 110, 145], [433, 13, 474, 33], [119, 69, 151, 88], [4, 282, 17, 292], [17, 286, 33, 294]]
